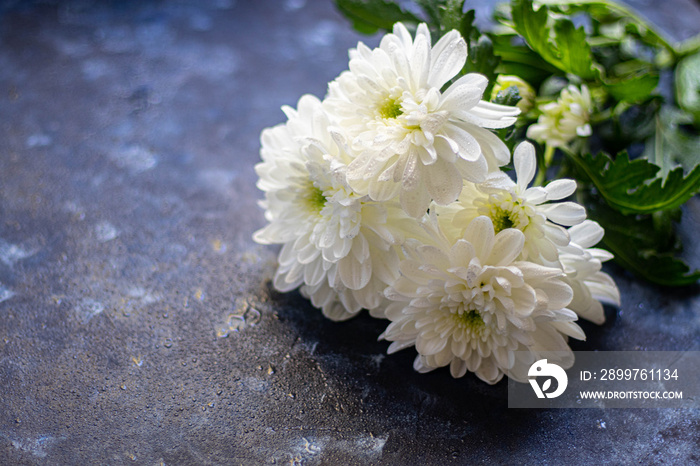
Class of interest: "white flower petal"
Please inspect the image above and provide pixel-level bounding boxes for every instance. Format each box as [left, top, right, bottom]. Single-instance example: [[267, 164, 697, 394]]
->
[[456, 155, 489, 183], [462, 124, 511, 167], [401, 150, 421, 191], [551, 320, 586, 341], [479, 172, 515, 192], [522, 186, 548, 204], [476, 359, 502, 385], [417, 244, 451, 270], [590, 248, 614, 262], [428, 30, 467, 89], [368, 173, 402, 201], [400, 182, 431, 218], [391, 21, 413, 47], [450, 358, 468, 378], [544, 179, 577, 200], [461, 101, 519, 129], [570, 296, 605, 325], [445, 73, 488, 95], [411, 30, 431, 88], [543, 223, 570, 247], [488, 229, 525, 267], [540, 202, 587, 226], [587, 273, 621, 305], [440, 84, 483, 113], [440, 124, 481, 162], [463, 216, 495, 258], [576, 123, 592, 137], [322, 302, 357, 321], [425, 158, 463, 205], [387, 338, 416, 354], [514, 141, 536, 190], [568, 220, 604, 248], [451, 239, 476, 266], [416, 335, 447, 356]]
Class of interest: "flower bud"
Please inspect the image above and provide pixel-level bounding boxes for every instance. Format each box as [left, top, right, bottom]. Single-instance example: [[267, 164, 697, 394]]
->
[[491, 75, 536, 112]]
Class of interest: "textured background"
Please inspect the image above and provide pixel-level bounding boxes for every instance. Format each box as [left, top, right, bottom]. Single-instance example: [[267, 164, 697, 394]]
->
[[0, 0, 699, 464]]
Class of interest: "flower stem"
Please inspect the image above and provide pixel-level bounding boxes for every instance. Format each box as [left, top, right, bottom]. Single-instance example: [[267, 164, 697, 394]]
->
[[534, 144, 555, 186]]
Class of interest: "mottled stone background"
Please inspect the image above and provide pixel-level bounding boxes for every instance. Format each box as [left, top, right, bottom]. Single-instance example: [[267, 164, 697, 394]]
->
[[0, 0, 698, 464]]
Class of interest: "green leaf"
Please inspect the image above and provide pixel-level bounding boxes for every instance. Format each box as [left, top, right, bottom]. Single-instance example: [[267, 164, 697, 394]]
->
[[535, 0, 678, 57], [551, 18, 597, 79], [415, 0, 443, 28], [436, 0, 465, 34], [568, 151, 700, 215], [605, 71, 659, 103], [464, 35, 500, 90], [507, 0, 664, 100], [644, 107, 700, 172], [587, 199, 700, 287], [491, 34, 561, 86], [603, 231, 700, 287], [510, 0, 599, 79], [334, 0, 421, 34], [626, 164, 700, 213]]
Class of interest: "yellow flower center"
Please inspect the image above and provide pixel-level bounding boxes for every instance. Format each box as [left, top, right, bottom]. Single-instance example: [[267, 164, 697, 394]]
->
[[453, 308, 485, 336], [378, 97, 403, 119], [476, 193, 530, 233], [305, 185, 327, 214], [489, 205, 518, 233]]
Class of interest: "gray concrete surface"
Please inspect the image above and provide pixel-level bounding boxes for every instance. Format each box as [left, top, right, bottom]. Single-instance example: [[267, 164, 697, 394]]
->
[[0, 0, 698, 464]]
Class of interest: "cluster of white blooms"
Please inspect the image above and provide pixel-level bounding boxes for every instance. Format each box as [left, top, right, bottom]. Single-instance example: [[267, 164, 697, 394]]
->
[[254, 23, 619, 384], [527, 84, 593, 148]]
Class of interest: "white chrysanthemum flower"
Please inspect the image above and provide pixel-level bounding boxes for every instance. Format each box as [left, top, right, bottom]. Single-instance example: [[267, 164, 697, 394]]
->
[[527, 84, 592, 148], [556, 220, 621, 324], [381, 215, 584, 384], [439, 141, 586, 262], [325, 22, 520, 217], [254, 95, 412, 320]]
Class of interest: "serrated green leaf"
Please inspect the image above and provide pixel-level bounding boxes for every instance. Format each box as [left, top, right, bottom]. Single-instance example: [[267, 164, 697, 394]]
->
[[644, 107, 700, 172], [587, 200, 699, 286], [509, 0, 664, 101], [536, 0, 678, 56], [552, 18, 596, 78], [603, 234, 700, 287], [510, 0, 599, 79], [334, 0, 421, 35], [634, 165, 700, 212], [568, 151, 700, 215]]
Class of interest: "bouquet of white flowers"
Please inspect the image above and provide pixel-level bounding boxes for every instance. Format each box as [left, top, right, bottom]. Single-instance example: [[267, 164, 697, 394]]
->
[[254, 0, 700, 384]]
